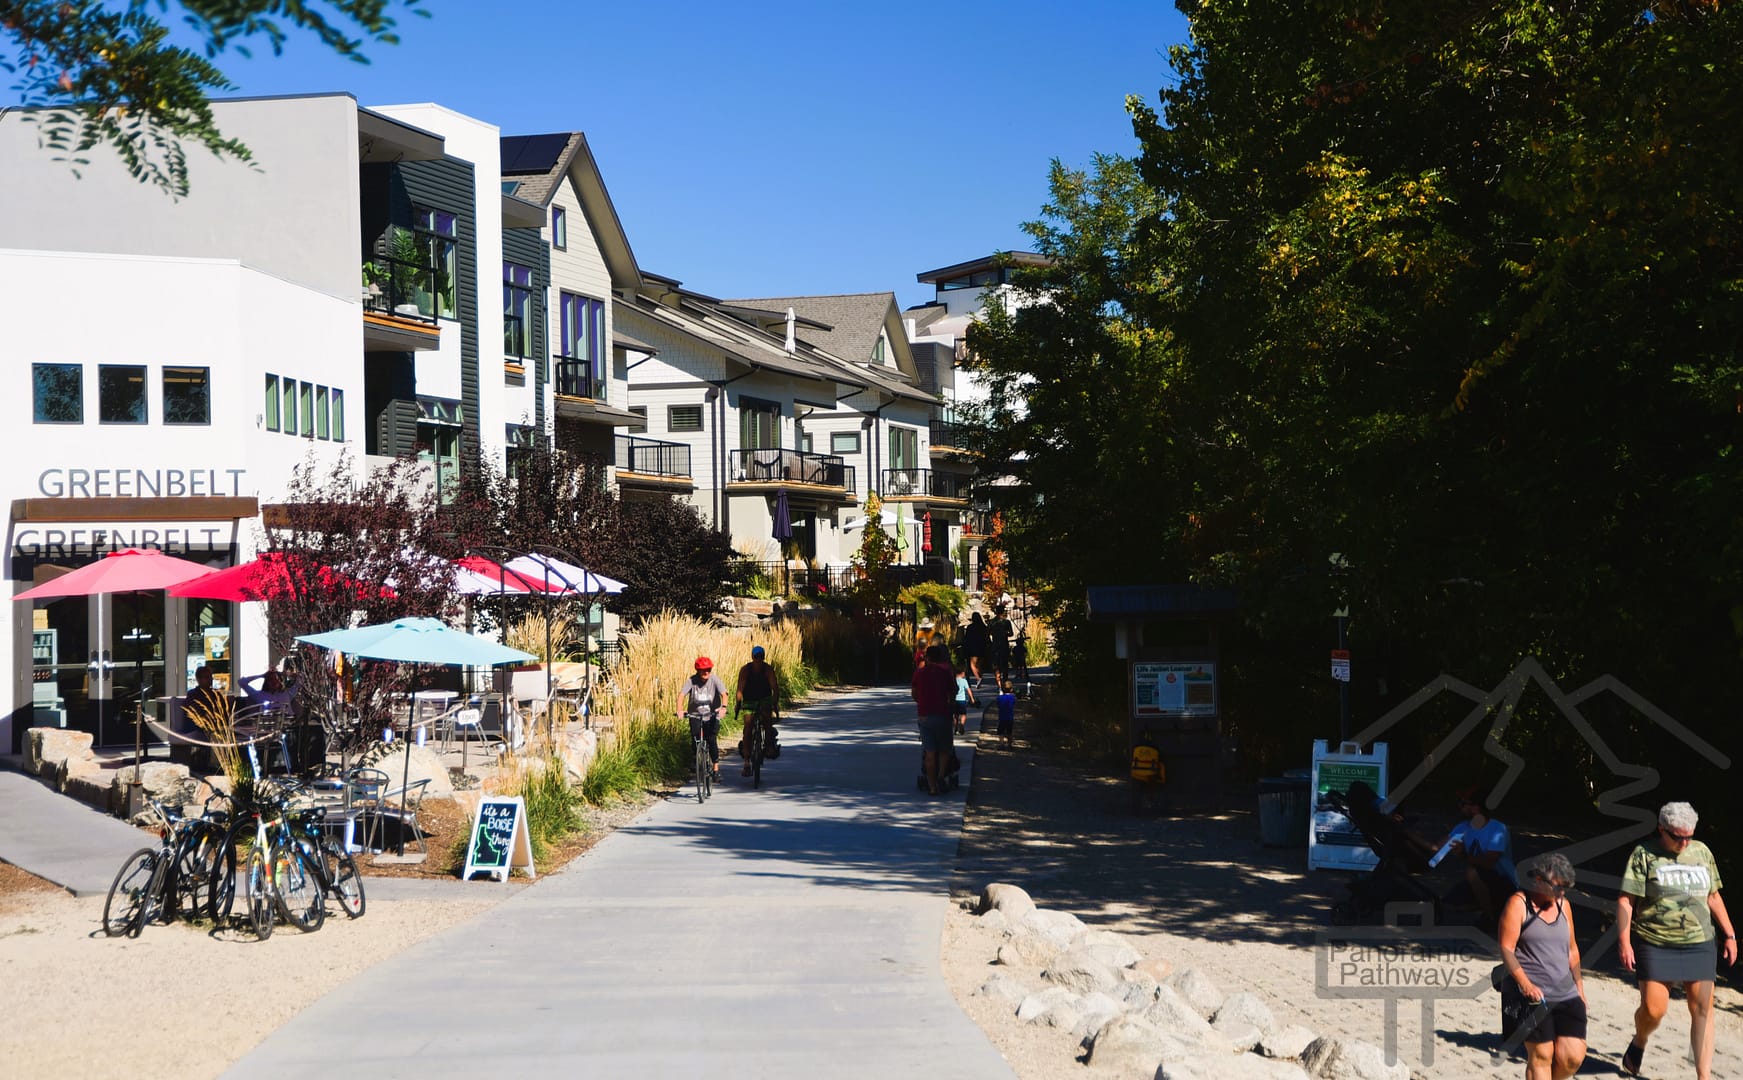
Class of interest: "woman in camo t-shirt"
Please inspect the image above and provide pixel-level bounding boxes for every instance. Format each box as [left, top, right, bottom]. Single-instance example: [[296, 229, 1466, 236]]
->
[[1616, 801, 1737, 1079]]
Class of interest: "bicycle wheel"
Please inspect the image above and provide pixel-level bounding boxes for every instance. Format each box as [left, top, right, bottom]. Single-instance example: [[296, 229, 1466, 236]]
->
[[244, 847, 275, 941], [172, 821, 223, 924], [206, 819, 246, 923], [696, 739, 710, 802], [323, 844, 366, 919], [750, 717, 764, 790], [102, 848, 158, 938], [273, 842, 326, 933]]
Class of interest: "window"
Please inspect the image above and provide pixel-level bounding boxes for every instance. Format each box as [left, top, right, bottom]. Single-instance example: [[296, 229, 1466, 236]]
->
[[668, 404, 703, 432], [800, 433, 813, 453], [739, 396, 780, 450], [412, 206, 458, 319], [300, 381, 315, 436], [503, 262, 534, 359], [552, 206, 567, 249], [282, 379, 298, 435], [315, 385, 330, 439], [889, 425, 918, 470], [162, 366, 210, 425], [626, 406, 647, 434], [506, 424, 538, 481], [32, 363, 82, 423], [417, 397, 463, 504], [330, 388, 345, 442], [557, 292, 605, 397], [98, 364, 147, 424], [264, 374, 279, 431], [830, 431, 860, 455]]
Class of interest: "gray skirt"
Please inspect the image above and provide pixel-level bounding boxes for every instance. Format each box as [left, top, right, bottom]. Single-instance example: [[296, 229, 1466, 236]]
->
[[1637, 939, 1717, 983]]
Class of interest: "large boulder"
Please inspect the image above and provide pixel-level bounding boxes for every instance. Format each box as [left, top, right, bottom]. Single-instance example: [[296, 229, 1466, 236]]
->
[[1299, 1036, 1410, 1080], [27, 727, 93, 776], [1083, 1015, 1198, 1077], [1213, 991, 1278, 1050], [1015, 986, 1080, 1030], [556, 728, 598, 785], [1159, 1053, 1311, 1080], [972, 972, 1029, 1006], [1044, 947, 1122, 994], [978, 882, 1037, 921], [1257, 1025, 1318, 1061], [64, 771, 112, 812], [1164, 967, 1226, 1017], [978, 907, 1010, 932], [110, 761, 196, 817], [53, 754, 103, 794], [1072, 928, 1144, 970], [1020, 907, 1086, 951], [1069, 991, 1127, 1039], [1141, 985, 1232, 1053]]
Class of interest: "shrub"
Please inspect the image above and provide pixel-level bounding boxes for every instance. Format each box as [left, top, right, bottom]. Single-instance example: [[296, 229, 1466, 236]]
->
[[898, 581, 968, 625]]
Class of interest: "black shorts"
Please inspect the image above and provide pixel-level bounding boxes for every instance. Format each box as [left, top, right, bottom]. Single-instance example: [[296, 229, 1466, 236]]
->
[[1521, 996, 1586, 1044]]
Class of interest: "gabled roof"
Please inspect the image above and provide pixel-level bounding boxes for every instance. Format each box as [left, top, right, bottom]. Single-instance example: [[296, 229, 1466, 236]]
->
[[916, 251, 1053, 284], [499, 131, 641, 292], [721, 292, 933, 407]]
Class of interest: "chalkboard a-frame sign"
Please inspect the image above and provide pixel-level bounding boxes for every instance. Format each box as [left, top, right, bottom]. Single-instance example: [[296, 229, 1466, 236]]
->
[[463, 795, 536, 882]]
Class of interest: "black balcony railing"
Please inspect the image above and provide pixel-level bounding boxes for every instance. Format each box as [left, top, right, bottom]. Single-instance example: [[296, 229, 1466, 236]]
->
[[929, 418, 975, 451], [362, 256, 441, 325], [554, 355, 601, 399], [615, 434, 691, 478], [728, 448, 853, 491], [880, 468, 968, 500], [739, 559, 949, 599], [964, 508, 994, 537]]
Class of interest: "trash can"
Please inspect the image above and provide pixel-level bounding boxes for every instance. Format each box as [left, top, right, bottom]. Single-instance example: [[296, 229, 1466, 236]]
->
[[1258, 775, 1311, 847]]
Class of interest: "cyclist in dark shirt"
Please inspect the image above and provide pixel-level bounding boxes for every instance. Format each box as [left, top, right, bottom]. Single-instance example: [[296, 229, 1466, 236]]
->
[[735, 645, 780, 776]]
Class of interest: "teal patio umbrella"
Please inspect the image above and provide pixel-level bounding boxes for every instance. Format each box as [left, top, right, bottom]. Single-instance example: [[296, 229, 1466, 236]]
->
[[297, 617, 536, 855]]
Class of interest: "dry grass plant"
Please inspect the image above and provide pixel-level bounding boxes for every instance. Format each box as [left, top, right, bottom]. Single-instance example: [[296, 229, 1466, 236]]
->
[[506, 610, 577, 663], [182, 696, 247, 786]]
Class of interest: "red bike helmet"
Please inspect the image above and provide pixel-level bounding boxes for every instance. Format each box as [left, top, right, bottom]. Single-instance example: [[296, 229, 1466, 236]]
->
[[694, 656, 713, 672]]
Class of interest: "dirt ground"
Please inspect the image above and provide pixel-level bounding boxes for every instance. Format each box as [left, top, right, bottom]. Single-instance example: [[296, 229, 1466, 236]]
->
[[942, 697, 1743, 1080]]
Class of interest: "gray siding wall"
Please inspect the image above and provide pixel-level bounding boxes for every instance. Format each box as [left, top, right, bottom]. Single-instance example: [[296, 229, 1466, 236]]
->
[[397, 158, 480, 464]]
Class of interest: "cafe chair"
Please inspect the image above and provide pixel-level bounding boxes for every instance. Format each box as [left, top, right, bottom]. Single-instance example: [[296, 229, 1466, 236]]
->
[[376, 777, 431, 855]]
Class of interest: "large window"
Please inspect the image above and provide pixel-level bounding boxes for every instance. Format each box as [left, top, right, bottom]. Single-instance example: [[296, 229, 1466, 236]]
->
[[32, 363, 82, 423], [739, 396, 780, 450], [830, 431, 860, 455], [412, 206, 458, 319], [889, 425, 918, 471], [668, 404, 703, 432], [417, 398, 463, 504], [162, 366, 210, 425], [503, 261, 534, 359], [98, 364, 147, 424], [558, 292, 605, 396]]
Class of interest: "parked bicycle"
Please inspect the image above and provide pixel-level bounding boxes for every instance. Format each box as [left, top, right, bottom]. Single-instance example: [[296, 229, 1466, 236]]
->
[[207, 777, 325, 939], [102, 794, 228, 938]]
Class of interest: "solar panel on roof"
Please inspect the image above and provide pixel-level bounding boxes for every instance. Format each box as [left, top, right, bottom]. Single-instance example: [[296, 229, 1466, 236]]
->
[[500, 133, 571, 175]]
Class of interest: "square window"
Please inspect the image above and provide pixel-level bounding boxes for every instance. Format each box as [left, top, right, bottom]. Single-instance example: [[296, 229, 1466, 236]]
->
[[330, 388, 345, 442], [316, 385, 330, 439], [264, 374, 279, 431], [162, 366, 210, 425], [668, 404, 703, 432], [830, 431, 860, 455], [97, 364, 147, 424], [282, 379, 298, 435], [32, 363, 82, 423], [627, 406, 647, 434], [552, 206, 567, 250], [300, 381, 315, 436]]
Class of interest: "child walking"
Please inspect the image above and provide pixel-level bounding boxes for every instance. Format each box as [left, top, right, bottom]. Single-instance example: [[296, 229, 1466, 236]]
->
[[952, 665, 974, 735], [996, 679, 1016, 749]]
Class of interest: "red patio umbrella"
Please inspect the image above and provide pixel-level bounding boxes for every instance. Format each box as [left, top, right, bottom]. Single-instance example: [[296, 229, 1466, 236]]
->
[[456, 555, 560, 594], [922, 511, 933, 555], [14, 548, 216, 774], [169, 551, 394, 603]]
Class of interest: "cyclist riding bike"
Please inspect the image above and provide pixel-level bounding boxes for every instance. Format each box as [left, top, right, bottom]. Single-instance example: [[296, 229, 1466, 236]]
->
[[681, 656, 726, 779], [735, 645, 780, 777]]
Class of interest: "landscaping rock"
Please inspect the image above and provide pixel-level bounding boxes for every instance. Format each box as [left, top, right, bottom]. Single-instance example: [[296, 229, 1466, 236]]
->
[[973, 973, 1029, 1005], [1129, 956, 1174, 983], [1083, 1015, 1197, 1077], [1117, 977, 1163, 1009], [64, 772, 111, 811], [1214, 992, 1278, 1041], [1257, 1025, 1318, 1061], [1044, 946, 1122, 994], [1072, 927, 1143, 969], [371, 744, 455, 798], [26, 727, 93, 776], [995, 942, 1028, 967], [1020, 907, 1086, 949], [1158, 1052, 1311, 1080], [1069, 991, 1127, 1039], [978, 882, 1037, 921], [1215, 1021, 1264, 1053], [1141, 985, 1231, 1052], [978, 907, 1010, 932], [54, 754, 103, 794], [1164, 967, 1225, 1017], [1300, 1036, 1410, 1080], [110, 761, 196, 816], [1015, 986, 1080, 1030], [556, 728, 598, 785]]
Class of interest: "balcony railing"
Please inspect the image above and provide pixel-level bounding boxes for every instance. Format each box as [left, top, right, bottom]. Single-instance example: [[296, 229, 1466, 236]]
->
[[963, 508, 994, 537], [740, 559, 950, 598], [881, 468, 968, 500], [362, 256, 441, 326], [728, 448, 853, 491], [929, 417, 975, 451], [615, 434, 691, 478], [554, 355, 602, 399]]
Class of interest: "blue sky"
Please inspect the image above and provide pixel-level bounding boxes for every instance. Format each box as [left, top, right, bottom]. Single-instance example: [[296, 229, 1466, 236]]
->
[[210, 1, 1191, 311]]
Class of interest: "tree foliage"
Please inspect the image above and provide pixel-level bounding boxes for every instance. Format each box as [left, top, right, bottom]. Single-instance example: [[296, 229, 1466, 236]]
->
[[1, 0, 424, 196], [971, 1, 1743, 807]]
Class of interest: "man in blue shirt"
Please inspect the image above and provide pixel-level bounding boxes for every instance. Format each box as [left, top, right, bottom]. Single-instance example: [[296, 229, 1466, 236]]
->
[[1445, 788, 1517, 924]]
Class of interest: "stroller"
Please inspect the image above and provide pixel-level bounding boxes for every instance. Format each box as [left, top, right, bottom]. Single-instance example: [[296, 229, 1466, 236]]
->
[[1325, 781, 1449, 925]]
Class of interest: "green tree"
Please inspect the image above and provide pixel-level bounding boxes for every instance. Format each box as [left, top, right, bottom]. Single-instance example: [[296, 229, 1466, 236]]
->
[[2, 0, 425, 196]]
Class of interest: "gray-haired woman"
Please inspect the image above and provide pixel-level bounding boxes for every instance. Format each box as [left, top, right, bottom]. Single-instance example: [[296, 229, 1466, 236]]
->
[[1497, 852, 1586, 1080], [1617, 801, 1737, 1079]]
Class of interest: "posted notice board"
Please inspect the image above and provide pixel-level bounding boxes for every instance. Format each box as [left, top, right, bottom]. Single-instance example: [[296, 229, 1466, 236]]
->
[[1308, 739, 1388, 872], [1131, 661, 1216, 718], [463, 795, 536, 882]]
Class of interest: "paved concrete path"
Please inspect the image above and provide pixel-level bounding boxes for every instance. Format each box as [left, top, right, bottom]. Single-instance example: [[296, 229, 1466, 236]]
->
[[0, 767, 151, 896], [228, 685, 1014, 1079]]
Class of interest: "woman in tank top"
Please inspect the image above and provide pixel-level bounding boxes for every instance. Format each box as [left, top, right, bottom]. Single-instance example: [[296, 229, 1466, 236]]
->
[[1496, 852, 1586, 1080]]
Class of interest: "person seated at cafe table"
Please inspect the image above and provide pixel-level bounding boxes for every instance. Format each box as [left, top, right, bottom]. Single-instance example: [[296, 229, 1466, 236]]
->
[[244, 669, 294, 714], [184, 665, 229, 720]]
